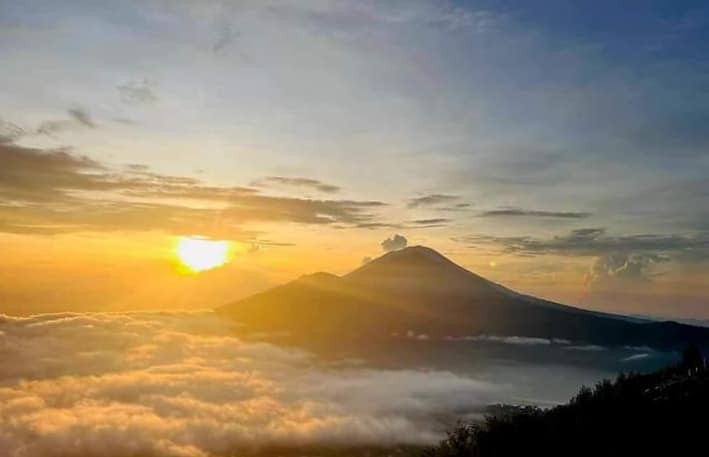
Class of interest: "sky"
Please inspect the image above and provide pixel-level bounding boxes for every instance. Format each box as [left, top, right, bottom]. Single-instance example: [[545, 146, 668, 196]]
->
[[0, 0, 708, 318]]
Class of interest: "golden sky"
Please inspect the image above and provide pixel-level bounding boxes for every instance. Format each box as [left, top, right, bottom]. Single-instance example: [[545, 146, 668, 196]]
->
[[1, 0, 708, 319]]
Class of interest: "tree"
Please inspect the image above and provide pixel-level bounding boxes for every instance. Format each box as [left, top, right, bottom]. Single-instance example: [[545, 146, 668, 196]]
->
[[681, 343, 703, 369]]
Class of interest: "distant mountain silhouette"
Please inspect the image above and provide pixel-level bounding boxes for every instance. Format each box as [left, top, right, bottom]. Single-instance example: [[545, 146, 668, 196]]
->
[[219, 246, 709, 351]]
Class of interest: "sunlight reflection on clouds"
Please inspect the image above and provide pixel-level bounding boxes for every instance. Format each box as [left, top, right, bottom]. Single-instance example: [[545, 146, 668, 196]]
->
[[0, 312, 503, 457]]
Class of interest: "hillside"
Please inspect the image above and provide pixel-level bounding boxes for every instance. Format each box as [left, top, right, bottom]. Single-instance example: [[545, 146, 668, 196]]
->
[[423, 347, 709, 457], [219, 246, 709, 351]]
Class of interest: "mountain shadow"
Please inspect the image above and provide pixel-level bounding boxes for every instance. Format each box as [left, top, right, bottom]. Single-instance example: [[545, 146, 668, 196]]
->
[[218, 246, 709, 352]]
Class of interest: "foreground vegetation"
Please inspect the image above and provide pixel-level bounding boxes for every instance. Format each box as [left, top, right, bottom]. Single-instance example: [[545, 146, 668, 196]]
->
[[424, 345, 708, 457]]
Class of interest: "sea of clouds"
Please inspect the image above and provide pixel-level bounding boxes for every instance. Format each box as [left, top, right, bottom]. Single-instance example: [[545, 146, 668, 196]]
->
[[0, 311, 521, 457], [0, 311, 658, 457]]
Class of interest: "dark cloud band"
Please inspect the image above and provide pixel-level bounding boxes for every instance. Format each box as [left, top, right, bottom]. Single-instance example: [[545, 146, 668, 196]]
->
[[0, 140, 385, 237], [478, 209, 592, 219]]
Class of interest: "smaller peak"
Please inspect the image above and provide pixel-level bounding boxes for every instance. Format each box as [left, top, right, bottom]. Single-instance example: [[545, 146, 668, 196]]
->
[[295, 271, 340, 283]]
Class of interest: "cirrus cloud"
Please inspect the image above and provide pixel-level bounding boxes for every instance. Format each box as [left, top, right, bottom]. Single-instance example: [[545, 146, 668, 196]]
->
[[478, 208, 592, 219], [250, 176, 341, 194], [406, 194, 460, 209]]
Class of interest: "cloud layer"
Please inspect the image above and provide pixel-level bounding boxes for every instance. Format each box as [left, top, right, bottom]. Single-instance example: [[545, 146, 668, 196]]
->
[[0, 312, 506, 457], [250, 176, 341, 194], [478, 209, 591, 219], [0, 139, 386, 237], [407, 194, 460, 209]]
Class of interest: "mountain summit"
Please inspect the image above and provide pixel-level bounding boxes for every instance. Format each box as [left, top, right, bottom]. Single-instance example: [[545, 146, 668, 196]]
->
[[219, 246, 709, 350], [347, 245, 490, 285]]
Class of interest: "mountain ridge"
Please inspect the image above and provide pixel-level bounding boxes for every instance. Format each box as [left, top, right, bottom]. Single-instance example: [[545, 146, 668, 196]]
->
[[218, 246, 709, 351]]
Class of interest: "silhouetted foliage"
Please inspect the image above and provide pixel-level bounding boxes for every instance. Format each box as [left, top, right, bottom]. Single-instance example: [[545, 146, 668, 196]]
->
[[422, 345, 709, 457], [682, 342, 704, 369]]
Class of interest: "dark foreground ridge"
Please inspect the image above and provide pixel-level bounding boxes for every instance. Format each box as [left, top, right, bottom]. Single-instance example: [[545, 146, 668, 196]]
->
[[219, 246, 709, 351], [423, 346, 709, 457]]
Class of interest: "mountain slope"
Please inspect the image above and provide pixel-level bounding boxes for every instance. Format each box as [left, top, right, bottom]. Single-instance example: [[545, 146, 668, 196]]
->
[[218, 246, 709, 350], [423, 351, 709, 457]]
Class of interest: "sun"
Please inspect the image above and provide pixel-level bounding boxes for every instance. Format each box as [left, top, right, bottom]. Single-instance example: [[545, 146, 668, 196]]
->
[[175, 236, 232, 273]]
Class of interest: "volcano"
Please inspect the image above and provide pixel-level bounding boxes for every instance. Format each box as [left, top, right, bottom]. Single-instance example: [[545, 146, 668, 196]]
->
[[219, 246, 709, 351]]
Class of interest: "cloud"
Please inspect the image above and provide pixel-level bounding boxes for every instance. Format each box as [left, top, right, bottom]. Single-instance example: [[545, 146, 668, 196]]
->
[[0, 311, 507, 456], [434, 8, 500, 32], [118, 80, 159, 104], [445, 335, 571, 346], [622, 353, 651, 362], [353, 222, 404, 230], [0, 140, 386, 236], [381, 234, 407, 252], [251, 176, 341, 194], [0, 119, 24, 143], [0, 141, 104, 202], [67, 107, 96, 128], [454, 228, 709, 261], [406, 194, 459, 208], [478, 208, 592, 219], [565, 345, 606, 352], [440, 203, 472, 212], [587, 253, 667, 287], [455, 228, 709, 312], [112, 117, 139, 125], [582, 252, 672, 309], [410, 218, 450, 226], [411, 217, 450, 225], [36, 108, 97, 135]]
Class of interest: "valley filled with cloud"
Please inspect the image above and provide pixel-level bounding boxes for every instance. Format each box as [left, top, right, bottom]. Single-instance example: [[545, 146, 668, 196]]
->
[[0, 311, 646, 457]]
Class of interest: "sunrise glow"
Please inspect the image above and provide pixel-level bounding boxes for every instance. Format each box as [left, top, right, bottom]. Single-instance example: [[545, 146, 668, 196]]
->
[[176, 236, 232, 272], [2, 2, 709, 456]]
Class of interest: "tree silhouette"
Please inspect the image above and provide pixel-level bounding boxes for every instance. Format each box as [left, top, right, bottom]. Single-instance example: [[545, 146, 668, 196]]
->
[[682, 342, 703, 369], [422, 349, 708, 457]]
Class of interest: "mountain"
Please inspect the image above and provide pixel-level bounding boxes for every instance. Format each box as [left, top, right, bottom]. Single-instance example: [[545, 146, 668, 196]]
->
[[218, 246, 709, 351]]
